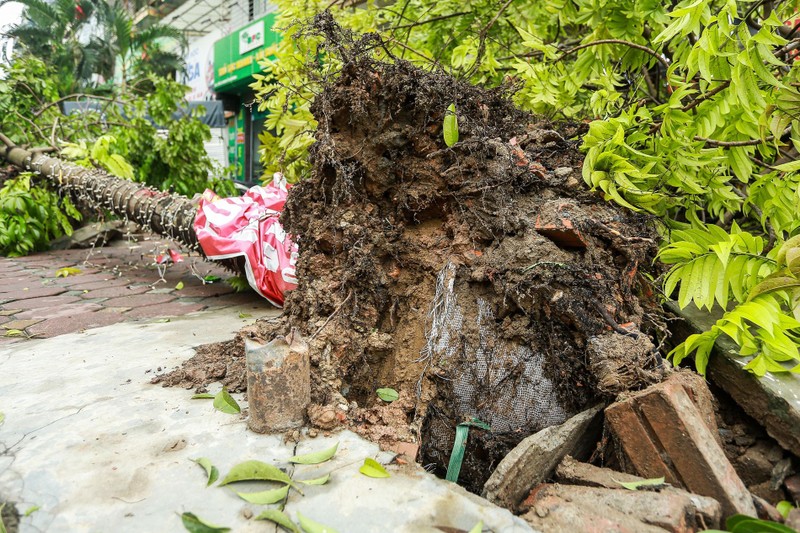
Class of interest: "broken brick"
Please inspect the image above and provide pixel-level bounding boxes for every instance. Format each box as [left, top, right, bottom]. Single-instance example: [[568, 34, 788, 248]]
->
[[606, 373, 756, 518]]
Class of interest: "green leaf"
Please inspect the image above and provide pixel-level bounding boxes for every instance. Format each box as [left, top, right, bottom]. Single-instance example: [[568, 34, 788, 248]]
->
[[726, 514, 797, 533], [180, 512, 230, 533], [376, 388, 399, 402], [298, 473, 331, 486], [359, 458, 390, 478], [297, 511, 339, 533], [213, 389, 240, 415], [23, 505, 40, 517], [218, 460, 292, 486], [615, 476, 665, 490], [55, 267, 81, 277], [289, 442, 339, 464], [443, 103, 459, 147], [238, 312, 252, 319], [192, 457, 219, 487], [468, 521, 483, 533], [191, 393, 214, 399], [4, 329, 24, 337], [236, 484, 289, 504], [254, 509, 300, 533], [0, 503, 6, 533], [776, 501, 795, 519], [175, 281, 184, 290], [203, 275, 222, 283]]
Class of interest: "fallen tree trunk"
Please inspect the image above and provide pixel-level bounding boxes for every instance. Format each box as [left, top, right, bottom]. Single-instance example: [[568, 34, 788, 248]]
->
[[0, 144, 201, 252]]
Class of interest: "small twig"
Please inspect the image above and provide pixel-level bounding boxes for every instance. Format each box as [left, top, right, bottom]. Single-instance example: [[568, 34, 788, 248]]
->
[[468, 0, 515, 76], [593, 302, 639, 339], [392, 11, 470, 30], [694, 126, 790, 147], [310, 291, 353, 341], [558, 39, 670, 72]]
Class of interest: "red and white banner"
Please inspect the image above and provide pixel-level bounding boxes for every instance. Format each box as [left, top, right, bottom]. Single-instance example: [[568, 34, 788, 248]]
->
[[194, 174, 298, 307]]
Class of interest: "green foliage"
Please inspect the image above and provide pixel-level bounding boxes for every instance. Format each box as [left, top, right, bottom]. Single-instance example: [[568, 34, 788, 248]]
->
[[109, 78, 236, 197], [251, 0, 800, 377], [0, 174, 80, 256]]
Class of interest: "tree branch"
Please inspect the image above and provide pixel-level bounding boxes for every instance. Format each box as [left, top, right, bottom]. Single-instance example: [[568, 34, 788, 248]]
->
[[558, 39, 670, 72]]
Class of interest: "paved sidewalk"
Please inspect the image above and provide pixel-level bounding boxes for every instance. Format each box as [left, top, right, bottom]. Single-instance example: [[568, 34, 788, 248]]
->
[[0, 234, 270, 344]]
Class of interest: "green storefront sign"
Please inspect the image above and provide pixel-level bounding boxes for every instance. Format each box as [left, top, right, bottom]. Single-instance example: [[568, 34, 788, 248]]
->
[[213, 13, 280, 93]]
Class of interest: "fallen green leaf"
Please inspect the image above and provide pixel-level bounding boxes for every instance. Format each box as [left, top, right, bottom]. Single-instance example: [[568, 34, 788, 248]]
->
[[152, 318, 171, 323], [297, 512, 339, 533], [180, 512, 230, 533], [726, 514, 797, 533], [219, 460, 292, 486], [288, 442, 338, 464], [255, 509, 300, 533], [3, 329, 23, 337], [359, 458, 390, 478], [236, 484, 289, 504], [468, 520, 483, 533], [238, 312, 252, 319], [0, 503, 6, 533], [55, 267, 81, 278], [615, 476, 665, 491], [23, 505, 40, 517], [175, 281, 184, 290], [192, 457, 219, 486], [777, 500, 795, 519], [376, 388, 399, 402], [203, 275, 222, 283], [298, 473, 331, 486], [213, 389, 240, 414], [443, 103, 459, 147], [191, 393, 214, 399]]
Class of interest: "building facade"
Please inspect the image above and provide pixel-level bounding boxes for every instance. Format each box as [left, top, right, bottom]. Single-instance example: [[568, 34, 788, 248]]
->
[[132, 0, 278, 186]]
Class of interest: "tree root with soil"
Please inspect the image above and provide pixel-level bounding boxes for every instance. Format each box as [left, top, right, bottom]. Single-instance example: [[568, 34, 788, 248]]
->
[[158, 13, 667, 492]]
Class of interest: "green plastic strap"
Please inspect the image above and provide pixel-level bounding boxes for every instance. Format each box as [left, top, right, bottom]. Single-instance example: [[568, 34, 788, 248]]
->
[[445, 418, 490, 483]]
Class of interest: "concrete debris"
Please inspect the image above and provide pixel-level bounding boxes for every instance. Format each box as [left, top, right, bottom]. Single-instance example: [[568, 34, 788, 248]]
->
[[606, 372, 757, 518], [482, 404, 603, 510], [555, 456, 721, 528], [669, 302, 800, 457], [49, 220, 127, 250], [751, 494, 783, 523], [521, 483, 715, 533], [786, 509, 800, 531]]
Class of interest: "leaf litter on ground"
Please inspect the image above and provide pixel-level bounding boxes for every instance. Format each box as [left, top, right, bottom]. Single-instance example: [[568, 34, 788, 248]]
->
[[288, 442, 338, 464], [212, 389, 240, 414], [359, 458, 390, 478], [180, 512, 230, 533], [192, 457, 219, 486]]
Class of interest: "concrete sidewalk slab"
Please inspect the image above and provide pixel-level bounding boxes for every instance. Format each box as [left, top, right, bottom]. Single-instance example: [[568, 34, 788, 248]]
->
[[0, 307, 531, 532]]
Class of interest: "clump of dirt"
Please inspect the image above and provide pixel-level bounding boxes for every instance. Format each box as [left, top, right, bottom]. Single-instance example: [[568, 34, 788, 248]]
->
[[156, 13, 664, 493], [151, 337, 247, 392]]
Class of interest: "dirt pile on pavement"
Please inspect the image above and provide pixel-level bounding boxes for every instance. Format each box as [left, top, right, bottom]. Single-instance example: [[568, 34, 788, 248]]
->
[[158, 14, 664, 492]]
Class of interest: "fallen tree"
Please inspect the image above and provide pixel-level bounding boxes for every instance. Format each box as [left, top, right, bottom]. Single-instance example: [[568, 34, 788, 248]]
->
[[0, 142, 202, 252]]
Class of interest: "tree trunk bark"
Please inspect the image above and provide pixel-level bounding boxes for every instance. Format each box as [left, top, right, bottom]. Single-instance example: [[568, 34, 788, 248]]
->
[[0, 144, 201, 252]]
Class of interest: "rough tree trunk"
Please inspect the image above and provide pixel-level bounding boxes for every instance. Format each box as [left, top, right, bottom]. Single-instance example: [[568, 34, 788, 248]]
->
[[0, 144, 201, 252]]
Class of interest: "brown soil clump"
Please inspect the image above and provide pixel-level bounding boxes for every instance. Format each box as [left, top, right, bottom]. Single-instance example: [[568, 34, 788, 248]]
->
[[151, 337, 247, 393], [156, 14, 665, 492]]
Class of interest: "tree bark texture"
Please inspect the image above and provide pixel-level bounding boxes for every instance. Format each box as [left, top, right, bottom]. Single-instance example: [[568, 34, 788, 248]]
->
[[0, 145, 201, 252]]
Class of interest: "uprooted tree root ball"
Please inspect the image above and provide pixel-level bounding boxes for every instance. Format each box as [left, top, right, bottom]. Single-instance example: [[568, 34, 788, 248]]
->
[[156, 14, 666, 493]]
